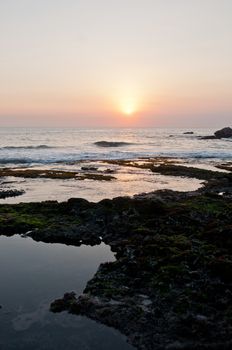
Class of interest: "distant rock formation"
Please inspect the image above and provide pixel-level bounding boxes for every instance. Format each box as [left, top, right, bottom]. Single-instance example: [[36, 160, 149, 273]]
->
[[214, 127, 232, 138], [200, 127, 232, 140]]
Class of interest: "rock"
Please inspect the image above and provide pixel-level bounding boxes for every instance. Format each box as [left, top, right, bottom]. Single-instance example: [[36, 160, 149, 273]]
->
[[214, 127, 232, 138], [165, 341, 187, 349], [0, 189, 25, 199], [200, 127, 232, 140], [104, 169, 115, 174], [200, 135, 217, 140], [81, 166, 98, 171], [195, 314, 208, 323], [183, 131, 194, 135], [50, 292, 76, 312]]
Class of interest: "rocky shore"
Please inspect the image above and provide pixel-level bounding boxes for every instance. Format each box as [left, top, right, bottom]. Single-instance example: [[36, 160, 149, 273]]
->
[[0, 163, 232, 349]]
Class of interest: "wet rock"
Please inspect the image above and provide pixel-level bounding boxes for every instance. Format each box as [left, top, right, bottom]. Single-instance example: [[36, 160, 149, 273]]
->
[[214, 127, 232, 138], [50, 292, 76, 312], [209, 258, 232, 282], [104, 168, 115, 174], [0, 189, 25, 199], [81, 166, 98, 171], [200, 135, 217, 140], [0, 168, 115, 181], [200, 127, 232, 140]]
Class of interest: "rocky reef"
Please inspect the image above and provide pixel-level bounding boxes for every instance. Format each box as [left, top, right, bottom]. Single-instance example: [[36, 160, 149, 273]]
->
[[0, 189, 25, 199], [0, 168, 115, 181], [200, 127, 232, 140], [0, 163, 232, 349]]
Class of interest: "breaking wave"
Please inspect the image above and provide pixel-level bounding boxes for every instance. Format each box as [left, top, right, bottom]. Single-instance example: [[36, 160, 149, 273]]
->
[[94, 141, 133, 147], [0, 145, 53, 150]]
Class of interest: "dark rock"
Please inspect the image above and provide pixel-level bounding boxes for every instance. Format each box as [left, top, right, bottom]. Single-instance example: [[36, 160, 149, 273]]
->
[[50, 292, 76, 312], [209, 258, 232, 282], [183, 131, 194, 134], [200, 127, 232, 140], [214, 127, 232, 138], [81, 166, 98, 171], [104, 169, 115, 174], [0, 189, 25, 199], [200, 135, 217, 140], [44, 188, 232, 349]]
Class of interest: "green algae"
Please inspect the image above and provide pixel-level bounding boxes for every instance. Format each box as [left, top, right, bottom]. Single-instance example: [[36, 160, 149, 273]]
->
[[0, 201, 82, 235], [0, 168, 115, 181]]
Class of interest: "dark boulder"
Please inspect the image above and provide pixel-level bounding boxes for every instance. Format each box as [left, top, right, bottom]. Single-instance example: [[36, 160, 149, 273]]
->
[[214, 127, 232, 138], [50, 292, 76, 312]]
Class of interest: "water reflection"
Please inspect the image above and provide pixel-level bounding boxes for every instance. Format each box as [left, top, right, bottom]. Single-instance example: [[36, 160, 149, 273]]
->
[[0, 235, 134, 350]]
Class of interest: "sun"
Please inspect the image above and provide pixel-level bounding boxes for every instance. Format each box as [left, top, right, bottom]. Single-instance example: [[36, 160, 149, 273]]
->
[[120, 99, 137, 116], [123, 105, 135, 116]]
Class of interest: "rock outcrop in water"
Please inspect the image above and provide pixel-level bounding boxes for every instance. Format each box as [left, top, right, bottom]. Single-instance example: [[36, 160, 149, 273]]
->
[[0, 189, 25, 199], [214, 127, 232, 138], [200, 126, 232, 140], [0, 168, 115, 181]]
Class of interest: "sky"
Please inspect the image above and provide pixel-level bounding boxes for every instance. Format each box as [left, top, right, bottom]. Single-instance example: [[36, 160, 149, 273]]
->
[[0, 0, 232, 127]]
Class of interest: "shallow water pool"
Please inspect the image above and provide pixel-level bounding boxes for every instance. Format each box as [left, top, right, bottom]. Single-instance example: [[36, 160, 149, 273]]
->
[[0, 235, 134, 350]]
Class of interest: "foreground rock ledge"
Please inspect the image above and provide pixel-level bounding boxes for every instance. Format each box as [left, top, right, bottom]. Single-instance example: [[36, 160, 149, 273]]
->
[[0, 164, 232, 350], [49, 193, 232, 349]]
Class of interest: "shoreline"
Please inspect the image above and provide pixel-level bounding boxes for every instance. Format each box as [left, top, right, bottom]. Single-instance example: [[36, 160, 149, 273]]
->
[[1, 156, 231, 204]]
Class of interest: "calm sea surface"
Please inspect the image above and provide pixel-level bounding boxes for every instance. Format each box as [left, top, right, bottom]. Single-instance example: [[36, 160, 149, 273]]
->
[[0, 127, 231, 166], [0, 235, 134, 350]]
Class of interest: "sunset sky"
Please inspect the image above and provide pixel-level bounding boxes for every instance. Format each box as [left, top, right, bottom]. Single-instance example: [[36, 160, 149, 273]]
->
[[0, 0, 232, 127]]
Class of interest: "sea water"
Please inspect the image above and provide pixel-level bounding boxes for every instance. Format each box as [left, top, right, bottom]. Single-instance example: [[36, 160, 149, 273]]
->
[[0, 127, 231, 165], [0, 235, 135, 350], [0, 127, 231, 203]]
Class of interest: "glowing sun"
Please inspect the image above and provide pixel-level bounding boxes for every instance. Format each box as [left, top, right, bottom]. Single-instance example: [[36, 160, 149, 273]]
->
[[120, 99, 137, 116]]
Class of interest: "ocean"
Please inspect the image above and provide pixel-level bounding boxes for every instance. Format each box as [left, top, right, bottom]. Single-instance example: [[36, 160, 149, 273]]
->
[[0, 127, 231, 166], [0, 127, 231, 203]]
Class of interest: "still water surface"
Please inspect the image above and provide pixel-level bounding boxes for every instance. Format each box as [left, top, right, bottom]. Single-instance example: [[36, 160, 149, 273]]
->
[[0, 235, 134, 350]]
